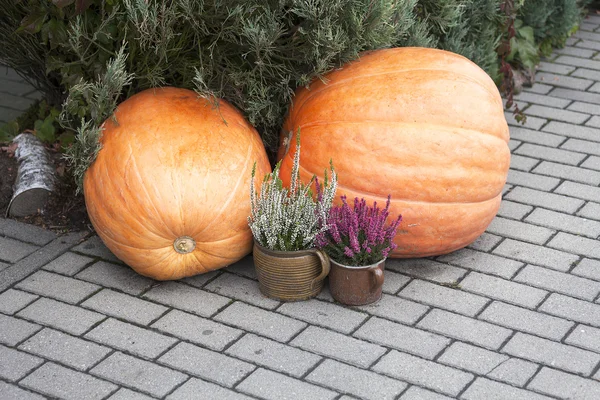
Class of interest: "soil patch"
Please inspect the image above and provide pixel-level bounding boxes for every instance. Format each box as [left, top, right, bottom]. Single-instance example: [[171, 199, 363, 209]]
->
[[0, 145, 91, 233]]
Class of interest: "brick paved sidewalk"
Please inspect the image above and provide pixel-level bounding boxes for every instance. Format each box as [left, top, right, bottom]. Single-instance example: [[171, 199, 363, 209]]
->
[[2, 13, 600, 400]]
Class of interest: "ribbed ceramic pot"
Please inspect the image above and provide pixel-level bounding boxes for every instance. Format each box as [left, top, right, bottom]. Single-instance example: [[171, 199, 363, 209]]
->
[[253, 242, 330, 301], [328, 258, 385, 306]]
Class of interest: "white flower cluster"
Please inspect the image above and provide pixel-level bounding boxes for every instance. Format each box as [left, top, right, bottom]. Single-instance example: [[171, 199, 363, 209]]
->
[[248, 132, 337, 251]]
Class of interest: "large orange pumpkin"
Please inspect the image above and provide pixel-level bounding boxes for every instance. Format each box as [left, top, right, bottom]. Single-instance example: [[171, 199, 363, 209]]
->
[[84, 87, 271, 279], [277, 47, 510, 258]]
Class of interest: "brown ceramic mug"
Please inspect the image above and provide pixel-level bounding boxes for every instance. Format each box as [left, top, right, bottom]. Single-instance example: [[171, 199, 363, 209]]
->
[[328, 258, 385, 306]]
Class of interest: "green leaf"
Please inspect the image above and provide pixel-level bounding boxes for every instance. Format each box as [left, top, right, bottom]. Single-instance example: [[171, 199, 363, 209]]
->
[[42, 19, 68, 50], [518, 26, 535, 44], [0, 121, 20, 144], [52, 0, 75, 8], [34, 117, 57, 143], [17, 12, 47, 34]]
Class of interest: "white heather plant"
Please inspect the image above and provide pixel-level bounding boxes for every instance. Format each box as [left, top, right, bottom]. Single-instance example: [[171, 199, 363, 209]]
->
[[248, 132, 337, 252]]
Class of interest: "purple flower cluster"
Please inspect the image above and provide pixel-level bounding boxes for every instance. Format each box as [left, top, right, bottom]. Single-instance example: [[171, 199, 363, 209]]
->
[[316, 195, 402, 266]]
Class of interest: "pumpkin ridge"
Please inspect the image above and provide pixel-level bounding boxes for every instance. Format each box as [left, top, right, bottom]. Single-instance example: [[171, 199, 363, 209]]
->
[[194, 145, 253, 237], [128, 144, 180, 239], [290, 67, 500, 121], [292, 120, 509, 143], [98, 230, 170, 251]]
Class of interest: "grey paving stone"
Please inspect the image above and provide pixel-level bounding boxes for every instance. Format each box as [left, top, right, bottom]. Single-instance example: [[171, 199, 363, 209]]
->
[[353, 317, 450, 359], [0, 381, 46, 400], [0, 92, 42, 111], [554, 46, 597, 58], [418, 309, 512, 350], [291, 325, 386, 368], [572, 258, 600, 281], [144, 281, 230, 318], [373, 350, 473, 396], [515, 264, 600, 301], [0, 231, 88, 293], [582, 157, 600, 171], [526, 83, 553, 94], [85, 318, 177, 360], [504, 111, 546, 130], [566, 324, 600, 353], [562, 138, 600, 157], [515, 143, 586, 165], [307, 359, 407, 400], [537, 71, 594, 90], [535, 161, 600, 186], [76, 261, 155, 296], [510, 154, 539, 171], [0, 344, 43, 381], [71, 236, 121, 263], [0, 236, 38, 263], [438, 248, 524, 279], [386, 259, 467, 284], [460, 272, 548, 309], [504, 186, 584, 214], [91, 352, 187, 398], [548, 87, 600, 105], [19, 328, 110, 371], [567, 101, 600, 115], [537, 61, 577, 75], [21, 362, 117, 400], [506, 169, 561, 191], [462, 377, 552, 400], [159, 342, 254, 387], [398, 279, 489, 317], [181, 270, 220, 288], [0, 289, 37, 314], [528, 367, 600, 399], [577, 37, 600, 49], [42, 252, 94, 276], [497, 200, 534, 220], [167, 378, 254, 400], [399, 386, 452, 400], [82, 289, 168, 326], [0, 261, 8, 272], [16, 270, 100, 304], [237, 368, 337, 400], [587, 115, 600, 127], [467, 233, 502, 252], [543, 121, 600, 142], [555, 54, 600, 70], [549, 232, 600, 259], [382, 270, 411, 294], [479, 301, 574, 341], [525, 104, 589, 124], [151, 309, 242, 351], [226, 333, 320, 377], [438, 342, 508, 375], [204, 272, 279, 309], [214, 302, 306, 342], [540, 293, 600, 328], [573, 67, 600, 81], [354, 293, 429, 325], [503, 332, 600, 375], [222, 256, 257, 279], [277, 299, 367, 334], [0, 314, 41, 346], [493, 239, 579, 272], [556, 181, 600, 204], [108, 388, 155, 400], [514, 92, 571, 109], [17, 297, 105, 336], [0, 219, 56, 246], [486, 358, 540, 387]]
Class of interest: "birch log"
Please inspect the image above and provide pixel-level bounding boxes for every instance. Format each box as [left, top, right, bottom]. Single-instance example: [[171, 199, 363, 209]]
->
[[6, 133, 55, 217]]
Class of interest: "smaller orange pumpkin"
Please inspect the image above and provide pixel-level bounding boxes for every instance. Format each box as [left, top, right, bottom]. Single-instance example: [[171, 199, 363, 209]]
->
[[84, 87, 271, 280]]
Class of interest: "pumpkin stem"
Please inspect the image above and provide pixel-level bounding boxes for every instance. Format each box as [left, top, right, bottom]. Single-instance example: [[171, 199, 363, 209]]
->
[[173, 236, 196, 254]]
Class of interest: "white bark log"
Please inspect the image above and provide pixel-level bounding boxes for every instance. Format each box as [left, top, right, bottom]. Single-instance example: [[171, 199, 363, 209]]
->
[[7, 133, 55, 217]]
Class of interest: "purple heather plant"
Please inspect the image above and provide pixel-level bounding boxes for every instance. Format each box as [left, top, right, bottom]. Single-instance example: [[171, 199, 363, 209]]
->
[[315, 194, 402, 266]]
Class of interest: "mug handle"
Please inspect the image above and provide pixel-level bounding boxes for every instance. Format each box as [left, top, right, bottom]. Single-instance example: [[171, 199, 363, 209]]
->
[[310, 249, 331, 289], [371, 267, 384, 291]]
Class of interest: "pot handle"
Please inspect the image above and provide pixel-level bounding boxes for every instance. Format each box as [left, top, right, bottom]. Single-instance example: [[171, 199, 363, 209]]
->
[[310, 249, 331, 289], [371, 267, 384, 291]]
